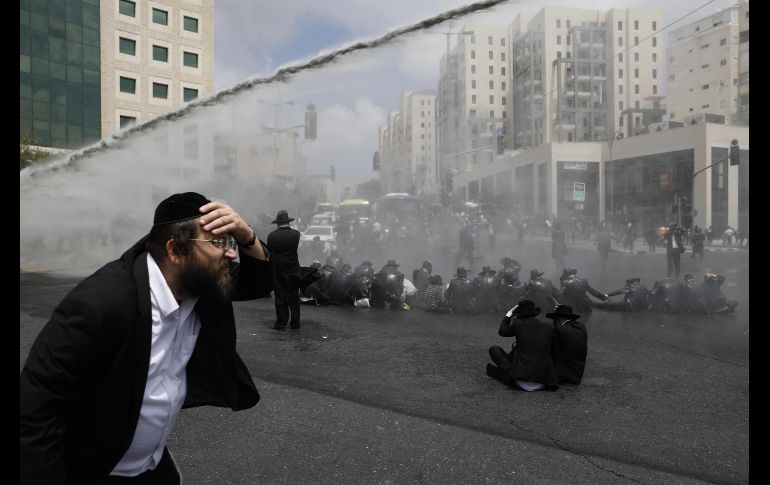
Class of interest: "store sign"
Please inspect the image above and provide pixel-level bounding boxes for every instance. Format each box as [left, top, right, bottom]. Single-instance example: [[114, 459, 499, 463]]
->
[[660, 172, 671, 189], [564, 182, 586, 202], [563, 162, 588, 170]]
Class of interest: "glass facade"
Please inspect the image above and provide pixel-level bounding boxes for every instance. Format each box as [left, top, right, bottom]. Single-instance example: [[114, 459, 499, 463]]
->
[[605, 149, 694, 228], [20, 0, 100, 149]]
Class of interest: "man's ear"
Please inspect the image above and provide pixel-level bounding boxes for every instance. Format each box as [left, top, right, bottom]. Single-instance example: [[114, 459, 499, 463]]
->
[[166, 239, 186, 266]]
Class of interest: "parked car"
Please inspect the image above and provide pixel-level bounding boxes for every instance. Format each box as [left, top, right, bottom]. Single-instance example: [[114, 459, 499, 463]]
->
[[300, 225, 336, 245]]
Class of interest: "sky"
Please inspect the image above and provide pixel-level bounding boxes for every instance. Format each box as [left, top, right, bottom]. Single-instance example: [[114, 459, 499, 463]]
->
[[211, 0, 740, 186]]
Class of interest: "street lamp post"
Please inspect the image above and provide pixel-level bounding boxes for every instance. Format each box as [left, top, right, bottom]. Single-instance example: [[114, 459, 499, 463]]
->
[[606, 130, 622, 222]]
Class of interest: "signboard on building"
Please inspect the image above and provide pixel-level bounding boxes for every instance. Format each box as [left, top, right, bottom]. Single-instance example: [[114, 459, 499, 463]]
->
[[564, 182, 586, 202], [563, 162, 588, 170], [660, 172, 672, 189]]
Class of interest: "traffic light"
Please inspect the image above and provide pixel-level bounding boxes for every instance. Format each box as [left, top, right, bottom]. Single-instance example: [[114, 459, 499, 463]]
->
[[372, 151, 380, 171], [304, 103, 317, 140], [496, 134, 505, 155], [729, 139, 739, 166]]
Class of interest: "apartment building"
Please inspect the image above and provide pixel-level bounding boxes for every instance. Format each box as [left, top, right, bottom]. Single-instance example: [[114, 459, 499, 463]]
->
[[20, 0, 213, 150], [736, 0, 749, 125], [438, 24, 509, 175], [510, 7, 662, 148], [666, 4, 740, 124], [378, 90, 438, 196]]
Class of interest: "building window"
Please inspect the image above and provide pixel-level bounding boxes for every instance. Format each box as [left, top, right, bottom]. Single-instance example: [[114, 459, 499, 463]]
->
[[701, 64, 709, 69], [634, 36, 639, 46], [619, 85, 623, 94], [619, 116, 623, 127], [618, 53, 623, 62], [488, 36, 493, 45], [471, 80, 476, 89], [489, 80, 494, 89], [634, 68, 639, 78], [119, 37, 135, 55], [501, 38, 505, 47], [183, 16, 199, 33], [634, 20, 639, 30], [502, 96, 506, 105], [634, 52, 639, 62], [652, 69, 657, 79], [652, 37, 657, 47], [618, 21, 622, 31], [720, 38, 727, 46], [471, 50, 475, 59], [720, 59, 727, 67], [567, 34, 571, 46], [490, 110, 494, 118], [471, 95, 476, 104], [152, 8, 168, 26], [701, 43, 709, 49], [635, 84, 639, 94], [153, 45, 168, 62], [183, 87, 198, 102], [488, 50, 493, 60], [489, 95, 494, 104], [470, 35, 475, 44], [471, 65, 476, 74], [652, 53, 657, 63], [618, 36, 623, 47], [618, 68, 623, 79], [183, 51, 198, 68], [556, 19, 561, 28], [501, 81, 506, 91], [501, 52, 505, 62], [119, 115, 136, 128], [619, 101, 623, 110], [119, 0, 135, 17], [557, 35, 561, 45], [501, 67, 506, 76], [119, 76, 136, 94], [653, 85, 658, 95], [635, 100, 640, 109], [152, 82, 168, 99], [489, 66, 493, 74]]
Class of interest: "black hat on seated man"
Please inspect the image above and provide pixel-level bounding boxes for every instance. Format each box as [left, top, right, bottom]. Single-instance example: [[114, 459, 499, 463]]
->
[[454, 267, 467, 278], [545, 304, 581, 320], [561, 268, 578, 280], [272, 209, 295, 224], [530, 269, 544, 280], [478, 266, 497, 277], [385, 259, 400, 268], [153, 192, 211, 226], [512, 299, 541, 318]]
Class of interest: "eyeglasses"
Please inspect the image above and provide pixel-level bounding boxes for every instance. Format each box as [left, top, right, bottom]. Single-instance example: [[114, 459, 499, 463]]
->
[[188, 235, 238, 251]]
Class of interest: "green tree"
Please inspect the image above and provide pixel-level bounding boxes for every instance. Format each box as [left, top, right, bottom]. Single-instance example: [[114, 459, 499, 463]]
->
[[20, 136, 52, 170]]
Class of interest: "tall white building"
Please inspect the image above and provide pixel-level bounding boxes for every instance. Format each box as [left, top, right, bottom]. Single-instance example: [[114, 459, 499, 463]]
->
[[378, 90, 438, 196], [666, 4, 740, 124], [101, 0, 214, 136], [438, 25, 509, 176], [510, 6, 662, 147], [736, 0, 749, 125]]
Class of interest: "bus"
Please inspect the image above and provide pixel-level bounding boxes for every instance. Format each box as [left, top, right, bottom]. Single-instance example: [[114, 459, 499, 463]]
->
[[337, 199, 372, 224], [374, 193, 425, 241]]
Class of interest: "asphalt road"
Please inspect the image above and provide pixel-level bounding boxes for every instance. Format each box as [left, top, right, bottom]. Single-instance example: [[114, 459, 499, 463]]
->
[[19, 239, 749, 484]]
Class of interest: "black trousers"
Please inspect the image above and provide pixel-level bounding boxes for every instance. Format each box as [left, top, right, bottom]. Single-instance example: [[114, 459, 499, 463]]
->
[[104, 447, 180, 485], [667, 250, 681, 278], [274, 270, 300, 328]]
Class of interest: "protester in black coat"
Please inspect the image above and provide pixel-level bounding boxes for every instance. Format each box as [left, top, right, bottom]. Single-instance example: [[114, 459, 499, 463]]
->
[[665, 223, 685, 279], [597, 277, 650, 312], [267, 210, 301, 330], [486, 300, 559, 391], [545, 305, 587, 385], [558, 268, 607, 313], [525, 269, 560, 312], [473, 266, 500, 313], [446, 266, 477, 314], [412, 261, 432, 299]]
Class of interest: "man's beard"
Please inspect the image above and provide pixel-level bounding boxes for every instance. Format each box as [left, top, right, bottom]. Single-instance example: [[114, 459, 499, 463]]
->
[[180, 251, 233, 301]]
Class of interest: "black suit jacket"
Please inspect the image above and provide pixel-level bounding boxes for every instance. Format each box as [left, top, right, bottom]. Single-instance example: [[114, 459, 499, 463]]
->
[[267, 226, 301, 273], [552, 319, 588, 385], [19, 236, 274, 485], [498, 315, 559, 387]]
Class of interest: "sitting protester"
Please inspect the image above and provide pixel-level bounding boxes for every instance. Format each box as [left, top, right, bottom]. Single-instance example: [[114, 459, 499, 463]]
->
[[445, 267, 477, 314], [558, 268, 607, 313], [473, 266, 501, 313], [701, 273, 738, 314], [486, 300, 559, 391], [598, 277, 650, 312], [649, 277, 684, 313], [412, 261, 433, 299], [525, 269, 560, 313], [299, 260, 322, 305], [545, 305, 587, 386], [328, 263, 355, 306], [371, 259, 406, 310], [420, 274, 449, 312]]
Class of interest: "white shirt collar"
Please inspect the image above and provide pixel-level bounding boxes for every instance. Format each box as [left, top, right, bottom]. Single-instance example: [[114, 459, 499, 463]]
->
[[147, 253, 198, 319]]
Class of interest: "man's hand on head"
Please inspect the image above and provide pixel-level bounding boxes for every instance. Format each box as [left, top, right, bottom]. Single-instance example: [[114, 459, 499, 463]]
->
[[198, 201, 266, 260]]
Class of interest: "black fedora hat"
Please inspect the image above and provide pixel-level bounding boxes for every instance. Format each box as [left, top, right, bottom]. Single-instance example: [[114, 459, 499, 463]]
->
[[272, 209, 294, 224], [530, 269, 544, 280], [478, 266, 496, 276], [512, 299, 541, 318], [545, 304, 580, 320], [385, 259, 399, 268], [454, 266, 467, 278]]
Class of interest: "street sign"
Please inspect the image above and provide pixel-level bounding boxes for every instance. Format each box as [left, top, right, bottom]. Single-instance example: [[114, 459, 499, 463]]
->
[[564, 182, 586, 202]]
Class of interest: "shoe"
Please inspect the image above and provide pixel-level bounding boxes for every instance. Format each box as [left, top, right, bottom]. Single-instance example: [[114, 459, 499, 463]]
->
[[271, 324, 286, 331], [289, 324, 300, 331]]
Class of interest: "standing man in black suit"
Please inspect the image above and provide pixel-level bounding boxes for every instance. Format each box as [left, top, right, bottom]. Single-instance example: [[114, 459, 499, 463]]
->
[[267, 210, 302, 330], [20, 192, 273, 484]]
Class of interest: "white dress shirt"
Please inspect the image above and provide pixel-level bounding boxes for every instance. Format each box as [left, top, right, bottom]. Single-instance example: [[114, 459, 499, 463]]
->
[[111, 254, 201, 476]]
